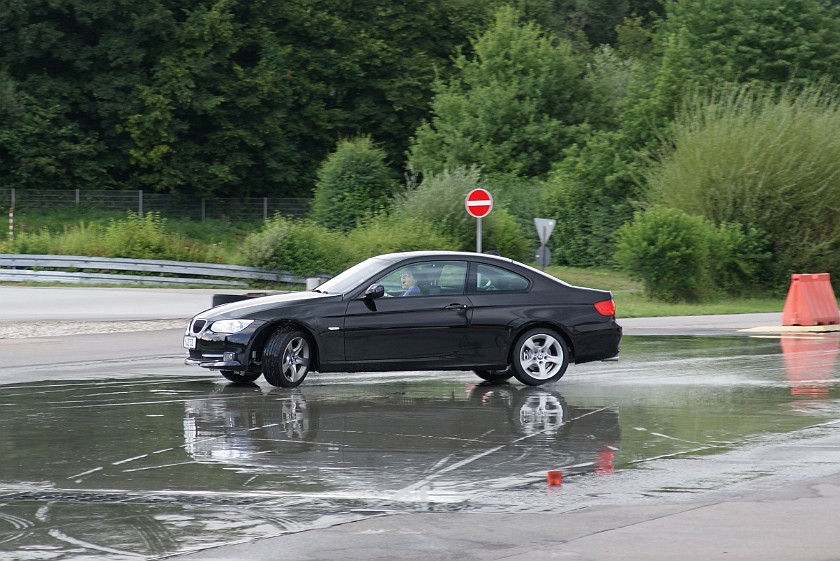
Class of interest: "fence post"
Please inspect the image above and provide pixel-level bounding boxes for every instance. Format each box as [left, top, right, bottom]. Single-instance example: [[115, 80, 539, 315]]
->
[[138, 190, 144, 214], [75, 189, 80, 207], [8, 207, 12, 240], [263, 197, 268, 220], [201, 199, 206, 222]]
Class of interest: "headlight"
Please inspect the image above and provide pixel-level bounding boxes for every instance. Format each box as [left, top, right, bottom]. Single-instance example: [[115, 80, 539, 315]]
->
[[209, 319, 254, 334]]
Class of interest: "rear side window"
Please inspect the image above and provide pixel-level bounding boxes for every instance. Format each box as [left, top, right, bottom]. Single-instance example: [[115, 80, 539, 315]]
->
[[474, 264, 530, 292]]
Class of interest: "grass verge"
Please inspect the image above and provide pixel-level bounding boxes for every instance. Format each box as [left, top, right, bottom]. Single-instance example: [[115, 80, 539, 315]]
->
[[547, 265, 784, 318]]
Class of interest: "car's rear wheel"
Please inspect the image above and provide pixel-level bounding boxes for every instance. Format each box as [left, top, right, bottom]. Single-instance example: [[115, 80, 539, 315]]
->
[[263, 327, 312, 388], [474, 369, 513, 384], [220, 370, 261, 383], [510, 328, 569, 386]]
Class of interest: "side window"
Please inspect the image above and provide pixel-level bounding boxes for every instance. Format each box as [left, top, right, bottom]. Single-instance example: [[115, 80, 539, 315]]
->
[[475, 264, 530, 293], [436, 263, 468, 295], [375, 261, 467, 297]]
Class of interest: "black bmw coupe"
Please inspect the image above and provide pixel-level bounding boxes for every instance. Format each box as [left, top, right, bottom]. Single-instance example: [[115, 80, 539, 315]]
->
[[184, 251, 621, 387]]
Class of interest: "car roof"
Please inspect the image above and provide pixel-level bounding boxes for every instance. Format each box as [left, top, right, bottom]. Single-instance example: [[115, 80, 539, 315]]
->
[[376, 250, 516, 265], [375, 250, 572, 287]]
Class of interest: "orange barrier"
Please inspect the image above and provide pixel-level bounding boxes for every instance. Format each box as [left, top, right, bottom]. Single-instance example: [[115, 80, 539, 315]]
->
[[781, 335, 838, 397], [781, 273, 840, 326]]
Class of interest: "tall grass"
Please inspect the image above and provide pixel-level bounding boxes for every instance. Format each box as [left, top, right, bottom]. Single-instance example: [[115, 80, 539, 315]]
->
[[1, 212, 232, 263], [648, 83, 840, 285]]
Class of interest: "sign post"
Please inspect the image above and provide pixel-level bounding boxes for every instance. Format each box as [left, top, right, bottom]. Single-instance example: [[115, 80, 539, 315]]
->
[[465, 188, 493, 253], [534, 218, 556, 270]]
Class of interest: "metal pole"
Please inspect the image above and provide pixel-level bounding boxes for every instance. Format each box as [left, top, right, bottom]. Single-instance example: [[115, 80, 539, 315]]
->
[[9, 188, 14, 240], [542, 226, 548, 271], [263, 197, 268, 220], [138, 190, 143, 214], [476, 217, 482, 253]]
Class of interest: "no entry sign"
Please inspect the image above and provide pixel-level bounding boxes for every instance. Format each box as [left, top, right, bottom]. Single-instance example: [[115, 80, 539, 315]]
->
[[465, 188, 493, 252], [465, 188, 493, 218]]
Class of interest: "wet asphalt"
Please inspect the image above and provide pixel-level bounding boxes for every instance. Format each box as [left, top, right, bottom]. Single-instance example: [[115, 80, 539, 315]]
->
[[2, 286, 840, 560]]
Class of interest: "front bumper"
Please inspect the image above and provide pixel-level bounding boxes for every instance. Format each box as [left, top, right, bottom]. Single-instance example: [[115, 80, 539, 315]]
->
[[184, 318, 267, 371], [184, 355, 245, 371]]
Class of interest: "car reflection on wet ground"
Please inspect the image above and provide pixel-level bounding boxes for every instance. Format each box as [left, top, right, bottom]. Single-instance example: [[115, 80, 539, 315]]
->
[[0, 333, 839, 559]]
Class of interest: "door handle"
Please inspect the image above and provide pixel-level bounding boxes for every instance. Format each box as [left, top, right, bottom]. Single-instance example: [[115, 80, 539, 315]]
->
[[444, 303, 469, 311]]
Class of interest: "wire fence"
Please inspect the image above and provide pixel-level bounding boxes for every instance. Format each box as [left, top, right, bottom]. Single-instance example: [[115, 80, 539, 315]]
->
[[0, 188, 311, 222]]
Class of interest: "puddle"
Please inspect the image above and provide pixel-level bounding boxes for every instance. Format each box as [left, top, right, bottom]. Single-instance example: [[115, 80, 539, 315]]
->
[[1, 335, 838, 558]]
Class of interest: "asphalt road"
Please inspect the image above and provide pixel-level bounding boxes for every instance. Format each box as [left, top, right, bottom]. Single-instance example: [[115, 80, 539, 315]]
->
[[2, 286, 840, 561], [0, 285, 787, 331]]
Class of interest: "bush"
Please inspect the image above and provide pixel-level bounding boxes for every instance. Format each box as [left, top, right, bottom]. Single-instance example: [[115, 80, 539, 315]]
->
[[102, 212, 170, 259], [311, 137, 399, 232], [708, 223, 774, 295], [239, 216, 345, 277], [615, 207, 715, 302], [615, 206, 778, 301], [393, 167, 527, 259], [240, 213, 464, 278], [343, 215, 460, 264]]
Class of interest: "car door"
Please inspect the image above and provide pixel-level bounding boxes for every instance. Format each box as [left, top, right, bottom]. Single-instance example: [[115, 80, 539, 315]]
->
[[460, 262, 533, 363], [343, 261, 471, 365]]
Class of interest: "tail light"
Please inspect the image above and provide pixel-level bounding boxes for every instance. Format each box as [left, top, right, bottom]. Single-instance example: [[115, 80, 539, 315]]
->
[[594, 298, 616, 317]]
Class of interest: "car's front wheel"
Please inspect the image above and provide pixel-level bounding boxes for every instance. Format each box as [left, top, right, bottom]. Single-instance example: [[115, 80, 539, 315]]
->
[[510, 328, 569, 386], [220, 370, 261, 383], [262, 327, 312, 388]]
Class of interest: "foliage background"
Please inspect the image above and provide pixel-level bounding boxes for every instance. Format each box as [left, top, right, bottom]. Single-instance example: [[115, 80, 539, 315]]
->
[[3, 0, 840, 299]]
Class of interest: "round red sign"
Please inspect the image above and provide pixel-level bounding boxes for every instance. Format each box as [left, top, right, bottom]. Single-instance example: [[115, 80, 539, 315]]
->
[[465, 188, 493, 218]]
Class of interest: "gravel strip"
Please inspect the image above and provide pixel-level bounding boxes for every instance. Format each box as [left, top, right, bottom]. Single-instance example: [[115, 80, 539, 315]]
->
[[0, 319, 189, 339]]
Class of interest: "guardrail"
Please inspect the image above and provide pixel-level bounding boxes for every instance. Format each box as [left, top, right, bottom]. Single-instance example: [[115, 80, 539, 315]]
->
[[0, 254, 314, 287]]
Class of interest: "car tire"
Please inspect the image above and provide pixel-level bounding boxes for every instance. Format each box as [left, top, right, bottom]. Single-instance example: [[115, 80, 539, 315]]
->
[[510, 328, 569, 386], [262, 327, 312, 388], [473, 369, 513, 384], [220, 370, 261, 383]]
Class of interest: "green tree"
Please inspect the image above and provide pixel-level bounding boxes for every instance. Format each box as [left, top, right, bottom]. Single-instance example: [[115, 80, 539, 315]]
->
[[1, 0, 497, 196], [540, 45, 651, 267], [311, 137, 398, 232], [408, 6, 596, 178], [0, 0, 179, 190], [621, 0, 840, 145], [658, 0, 840, 87], [125, 0, 302, 196], [511, 0, 664, 46]]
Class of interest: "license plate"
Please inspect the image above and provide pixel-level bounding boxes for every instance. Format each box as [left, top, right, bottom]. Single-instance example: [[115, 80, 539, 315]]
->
[[183, 336, 197, 349]]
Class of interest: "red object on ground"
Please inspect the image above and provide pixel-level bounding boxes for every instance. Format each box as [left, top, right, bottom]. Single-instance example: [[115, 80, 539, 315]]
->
[[547, 471, 563, 486], [781, 273, 840, 326]]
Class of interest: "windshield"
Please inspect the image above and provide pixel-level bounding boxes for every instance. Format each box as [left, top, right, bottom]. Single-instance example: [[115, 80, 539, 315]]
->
[[314, 256, 390, 295]]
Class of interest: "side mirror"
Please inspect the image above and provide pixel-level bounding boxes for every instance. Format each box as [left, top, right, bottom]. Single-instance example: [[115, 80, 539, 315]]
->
[[364, 284, 385, 299]]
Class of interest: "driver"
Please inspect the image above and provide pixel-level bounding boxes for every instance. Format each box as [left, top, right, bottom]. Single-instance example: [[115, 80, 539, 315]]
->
[[400, 269, 422, 297]]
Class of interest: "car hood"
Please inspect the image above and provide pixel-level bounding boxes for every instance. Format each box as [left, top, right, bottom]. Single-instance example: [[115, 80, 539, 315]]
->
[[196, 291, 339, 320]]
